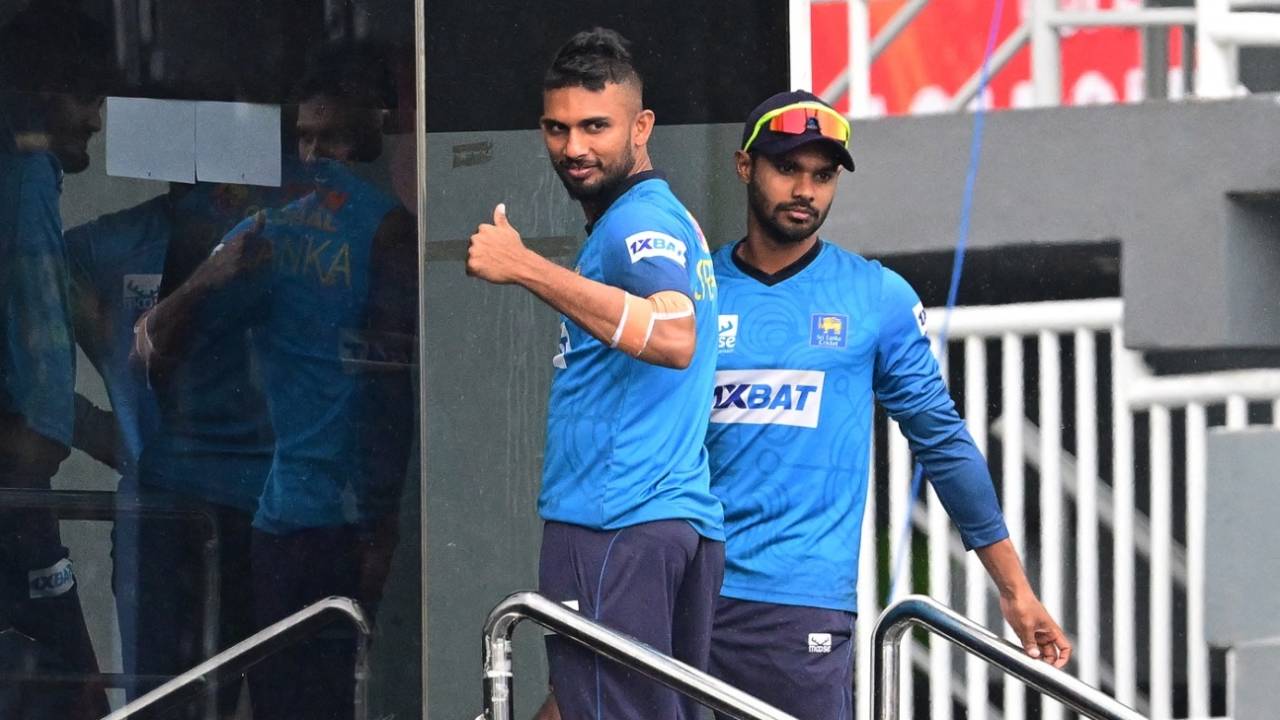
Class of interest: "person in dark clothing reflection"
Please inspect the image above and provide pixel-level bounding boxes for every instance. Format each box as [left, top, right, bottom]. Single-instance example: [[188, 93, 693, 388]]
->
[[0, 4, 113, 718]]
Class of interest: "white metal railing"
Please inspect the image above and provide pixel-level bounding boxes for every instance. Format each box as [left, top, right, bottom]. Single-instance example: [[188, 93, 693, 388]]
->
[[855, 298, 1280, 720], [801, 0, 1280, 115]]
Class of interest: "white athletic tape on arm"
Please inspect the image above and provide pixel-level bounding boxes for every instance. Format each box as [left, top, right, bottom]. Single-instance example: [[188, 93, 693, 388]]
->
[[610, 290, 695, 357], [609, 292, 631, 349]]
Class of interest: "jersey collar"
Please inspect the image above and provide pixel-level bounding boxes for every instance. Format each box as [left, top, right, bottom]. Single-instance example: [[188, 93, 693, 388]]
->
[[730, 238, 824, 287], [585, 169, 667, 234]]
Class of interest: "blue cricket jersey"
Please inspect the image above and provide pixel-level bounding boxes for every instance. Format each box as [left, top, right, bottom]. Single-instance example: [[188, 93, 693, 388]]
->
[[0, 151, 75, 446], [216, 159, 403, 532], [142, 172, 317, 512], [706, 240, 1008, 612], [540, 171, 724, 541], [66, 196, 169, 484], [89, 170, 309, 510]]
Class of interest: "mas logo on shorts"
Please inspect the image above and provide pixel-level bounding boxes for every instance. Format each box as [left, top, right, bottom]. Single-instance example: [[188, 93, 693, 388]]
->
[[28, 558, 75, 599], [807, 632, 833, 654], [123, 274, 162, 313], [810, 313, 848, 349], [718, 314, 739, 353], [624, 231, 687, 267], [710, 369, 825, 428]]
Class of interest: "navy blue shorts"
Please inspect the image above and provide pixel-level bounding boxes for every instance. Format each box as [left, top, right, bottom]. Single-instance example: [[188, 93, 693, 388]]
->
[[709, 597, 856, 720], [539, 520, 724, 720]]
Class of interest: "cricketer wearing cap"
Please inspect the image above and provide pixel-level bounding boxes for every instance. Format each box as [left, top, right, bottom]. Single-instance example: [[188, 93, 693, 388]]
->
[[704, 90, 1072, 719], [468, 28, 723, 720]]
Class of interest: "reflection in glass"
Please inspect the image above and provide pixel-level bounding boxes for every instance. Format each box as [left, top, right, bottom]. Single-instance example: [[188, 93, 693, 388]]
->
[[130, 46, 416, 720], [2, 1, 419, 717], [0, 3, 112, 718]]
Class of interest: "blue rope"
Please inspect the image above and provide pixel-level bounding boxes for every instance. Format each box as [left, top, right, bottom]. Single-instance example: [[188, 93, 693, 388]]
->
[[885, 0, 1007, 604]]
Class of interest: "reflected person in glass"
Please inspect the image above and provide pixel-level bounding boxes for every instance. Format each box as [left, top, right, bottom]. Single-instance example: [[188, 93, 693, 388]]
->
[[135, 43, 417, 720], [0, 4, 114, 719], [69, 160, 312, 718]]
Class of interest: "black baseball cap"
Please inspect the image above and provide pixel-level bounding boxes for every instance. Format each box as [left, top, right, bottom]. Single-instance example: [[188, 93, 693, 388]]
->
[[740, 90, 855, 171]]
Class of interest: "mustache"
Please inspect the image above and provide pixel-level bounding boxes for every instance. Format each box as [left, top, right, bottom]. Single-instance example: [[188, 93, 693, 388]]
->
[[558, 157, 600, 170], [776, 202, 816, 216]]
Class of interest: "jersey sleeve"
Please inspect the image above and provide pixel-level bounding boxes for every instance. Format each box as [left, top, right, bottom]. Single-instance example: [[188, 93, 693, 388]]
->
[[190, 214, 272, 335], [597, 205, 693, 299], [873, 268, 1008, 550]]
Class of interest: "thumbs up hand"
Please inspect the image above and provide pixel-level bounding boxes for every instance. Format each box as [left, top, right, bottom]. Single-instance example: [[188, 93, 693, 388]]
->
[[467, 203, 531, 285], [193, 211, 272, 290]]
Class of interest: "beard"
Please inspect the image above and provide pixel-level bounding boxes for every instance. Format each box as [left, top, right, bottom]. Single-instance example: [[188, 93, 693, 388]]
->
[[747, 177, 829, 245], [553, 143, 636, 203], [48, 126, 96, 174], [54, 142, 92, 173]]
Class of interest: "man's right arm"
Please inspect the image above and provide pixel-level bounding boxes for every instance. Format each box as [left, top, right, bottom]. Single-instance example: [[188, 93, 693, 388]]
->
[[133, 214, 270, 376], [467, 204, 696, 369]]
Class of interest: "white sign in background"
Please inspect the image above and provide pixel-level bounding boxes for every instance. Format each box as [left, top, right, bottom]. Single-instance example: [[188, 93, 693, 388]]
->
[[105, 97, 196, 183], [194, 101, 281, 187], [105, 98, 281, 187]]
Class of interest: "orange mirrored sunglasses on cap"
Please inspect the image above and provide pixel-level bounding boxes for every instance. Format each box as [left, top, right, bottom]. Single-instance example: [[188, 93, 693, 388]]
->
[[742, 101, 852, 153]]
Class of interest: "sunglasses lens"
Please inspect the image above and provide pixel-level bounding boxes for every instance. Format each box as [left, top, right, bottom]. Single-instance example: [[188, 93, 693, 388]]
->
[[812, 112, 850, 143], [764, 107, 848, 146], [767, 108, 811, 135]]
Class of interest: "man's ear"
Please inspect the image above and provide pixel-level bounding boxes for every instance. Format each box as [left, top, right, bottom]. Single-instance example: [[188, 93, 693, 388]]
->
[[734, 150, 753, 185], [632, 108, 655, 147]]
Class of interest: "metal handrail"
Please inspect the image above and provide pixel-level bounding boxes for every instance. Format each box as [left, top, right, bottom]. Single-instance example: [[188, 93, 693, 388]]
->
[[101, 596, 371, 720], [0, 488, 222, 706], [479, 591, 798, 720], [873, 595, 1147, 720]]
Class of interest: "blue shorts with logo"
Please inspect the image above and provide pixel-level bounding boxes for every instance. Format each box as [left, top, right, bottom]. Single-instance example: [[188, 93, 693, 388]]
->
[[709, 597, 857, 720], [540, 519, 724, 720]]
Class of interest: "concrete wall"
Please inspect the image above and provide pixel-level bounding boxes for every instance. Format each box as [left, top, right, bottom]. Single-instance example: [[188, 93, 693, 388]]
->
[[1205, 428, 1280, 647], [1205, 428, 1280, 720], [824, 95, 1280, 351], [422, 95, 1280, 353]]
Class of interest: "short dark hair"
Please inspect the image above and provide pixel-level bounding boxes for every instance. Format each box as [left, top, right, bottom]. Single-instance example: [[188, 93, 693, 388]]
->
[[543, 27, 643, 95], [0, 1, 113, 145], [0, 0, 112, 95], [295, 43, 397, 110]]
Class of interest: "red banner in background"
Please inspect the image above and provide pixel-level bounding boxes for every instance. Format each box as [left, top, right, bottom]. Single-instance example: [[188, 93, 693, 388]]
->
[[811, 0, 1185, 116]]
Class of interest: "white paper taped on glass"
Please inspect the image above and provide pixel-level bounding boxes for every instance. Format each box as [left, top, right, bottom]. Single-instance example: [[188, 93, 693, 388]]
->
[[105, 98, 282, 187]]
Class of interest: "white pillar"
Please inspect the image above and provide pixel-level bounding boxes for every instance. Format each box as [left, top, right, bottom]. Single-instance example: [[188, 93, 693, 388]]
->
[[1029, 0, 1062, 105], [789, 0, 815, 91], [1196, 0, 1238, 97], [847, 0, 872, 117]]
